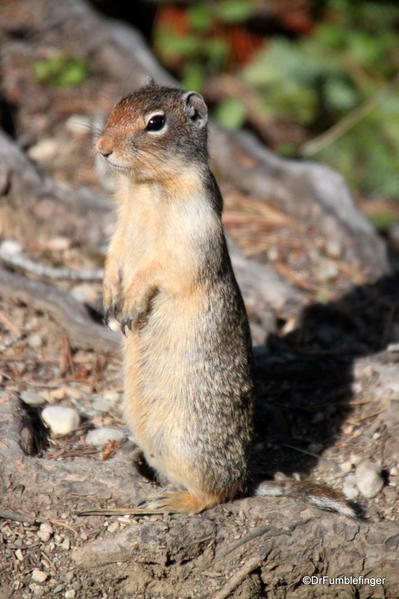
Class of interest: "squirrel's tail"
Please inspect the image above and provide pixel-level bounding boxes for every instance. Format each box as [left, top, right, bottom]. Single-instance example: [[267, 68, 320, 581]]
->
[[255, 479, 361, 519]]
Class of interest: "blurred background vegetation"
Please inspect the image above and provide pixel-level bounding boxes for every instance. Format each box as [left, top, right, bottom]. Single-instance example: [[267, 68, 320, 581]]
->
[[90, 0, 399, 227]]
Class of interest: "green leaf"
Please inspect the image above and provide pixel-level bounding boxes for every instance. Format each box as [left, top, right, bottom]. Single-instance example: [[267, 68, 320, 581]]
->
[[324, 78, 358, 111], [214, 97, 246, 129], [32, 56, 89, 88], [370, 212, 398, 232], [276, 143, 296, 157], [187, 3, 213, 32], [155, 29, 200, 61], [182, 62, 205, 92], [204, 38, 228, 68], [214, 0, 255, 24]]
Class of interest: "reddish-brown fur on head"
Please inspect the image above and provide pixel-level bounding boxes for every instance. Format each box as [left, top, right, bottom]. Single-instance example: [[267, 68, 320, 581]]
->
[[96, 83, 208, 183]]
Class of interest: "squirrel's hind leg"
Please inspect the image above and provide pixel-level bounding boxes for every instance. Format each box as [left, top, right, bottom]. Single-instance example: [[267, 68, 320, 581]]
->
[[137, 490, 223, 514]]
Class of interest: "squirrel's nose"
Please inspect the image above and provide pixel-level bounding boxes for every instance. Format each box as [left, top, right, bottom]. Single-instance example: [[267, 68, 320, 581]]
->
[[96, 135, 114, 157]]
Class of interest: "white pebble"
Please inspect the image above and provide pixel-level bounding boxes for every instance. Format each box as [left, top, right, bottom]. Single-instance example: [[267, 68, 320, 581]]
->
[[107, 521, 119, 533], [350, 452, 363, 466], [355, 460, 384, 498], [47, 236, 70, 251], [21, 391, 45, 407], [29, 583, 43, 595], [85, 427, 125, 447], [38, 522, 53, 542], [28, 138, 58, 162], [31, 569, 48, 583], [65, 590, 76, 599], [92, 396, 112, 412], [15, 549, 23, 561], [340, 460, 352, 474], [42, 406, 80, 435], [343, 474, 359, 500], [0, 239, 22, 255], [61, 537, 70, 550], [71, 283, 98, 304], [27, 333, 43, 349]]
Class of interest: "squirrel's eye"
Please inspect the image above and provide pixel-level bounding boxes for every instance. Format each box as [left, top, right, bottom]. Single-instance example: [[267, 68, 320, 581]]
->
[[146, 114, 166, 132]]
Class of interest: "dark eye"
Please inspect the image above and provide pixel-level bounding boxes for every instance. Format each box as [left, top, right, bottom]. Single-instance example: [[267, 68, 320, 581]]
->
[[146, 114, 166, 132]]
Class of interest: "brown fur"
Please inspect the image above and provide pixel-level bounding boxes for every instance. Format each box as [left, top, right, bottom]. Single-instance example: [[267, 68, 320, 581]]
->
[[97, 84, 254, 513]]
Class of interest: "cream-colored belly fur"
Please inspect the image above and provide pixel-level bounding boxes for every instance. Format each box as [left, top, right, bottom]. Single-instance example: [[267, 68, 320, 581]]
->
[[123, 289, 208, 495]]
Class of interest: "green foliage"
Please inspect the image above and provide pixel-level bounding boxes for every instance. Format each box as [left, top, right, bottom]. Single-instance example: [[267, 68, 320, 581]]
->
[[214, 97, 246, 128], [369, 211, 399, 233], [242, 1, 399, 198], [214, 0, 255, 23], [32, 55, 89, 88], [154, 0, 252, 92]]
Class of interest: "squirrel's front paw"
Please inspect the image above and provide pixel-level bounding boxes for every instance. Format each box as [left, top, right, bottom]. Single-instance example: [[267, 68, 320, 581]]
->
[[118, 296, 148, 335], [118, 284, 158, 335], [103, 267, 122, 327]]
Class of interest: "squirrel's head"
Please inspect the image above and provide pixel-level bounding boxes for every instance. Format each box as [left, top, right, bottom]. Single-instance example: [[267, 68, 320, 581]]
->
[[96, 84, 208, 183]]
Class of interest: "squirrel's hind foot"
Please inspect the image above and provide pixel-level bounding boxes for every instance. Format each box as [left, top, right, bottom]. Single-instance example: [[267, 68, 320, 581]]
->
[[137, 490, 223, 514]]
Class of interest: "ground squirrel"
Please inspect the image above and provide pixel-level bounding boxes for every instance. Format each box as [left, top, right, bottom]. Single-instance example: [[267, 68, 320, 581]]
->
[[95, 83, 357, 518]]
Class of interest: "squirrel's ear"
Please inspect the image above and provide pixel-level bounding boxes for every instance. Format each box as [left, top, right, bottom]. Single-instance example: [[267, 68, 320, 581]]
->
[[182, 91, 208, 129]]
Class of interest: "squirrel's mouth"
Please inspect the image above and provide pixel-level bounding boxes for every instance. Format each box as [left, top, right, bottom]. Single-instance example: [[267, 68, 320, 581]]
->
[[105, 159, 130, 171]]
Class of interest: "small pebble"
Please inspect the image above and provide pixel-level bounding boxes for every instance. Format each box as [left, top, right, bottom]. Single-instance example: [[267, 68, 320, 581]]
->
[[42, 406, 80, 435], [29, 583, 43, 595], [27, 333, 43, 349], [92, 396, 113, 412], [54, 585, 65, 594], [325, 239, 341, 258], [61, 538, 70, 550], [71, 283, 98, 304], [28, 138, 58, 162], [340, 460, 352, 474], [20, 391, 45, 407], [107, 521, 119, 533], [15, 549, 23, 561], [65, 590, 76, 599], [342, 424, 354, 435], [355, 460, 384, 498], [350, 452, 363, 466], [47, 236, 71, 251], [38, 522, 53, 542], [85, 427, 125, 447], [0, 239, 22, 255], [31, 569, 48, 583], [390, 466, 398, 476], [343, 473, 359, 500]]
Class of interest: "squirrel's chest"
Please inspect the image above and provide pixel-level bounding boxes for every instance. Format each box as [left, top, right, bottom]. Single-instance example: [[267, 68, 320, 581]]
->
[[123, 196, 218, 269]]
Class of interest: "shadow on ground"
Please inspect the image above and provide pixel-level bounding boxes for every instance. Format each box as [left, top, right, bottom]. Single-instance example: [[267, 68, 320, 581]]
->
[[252, 272, 399, 480]]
